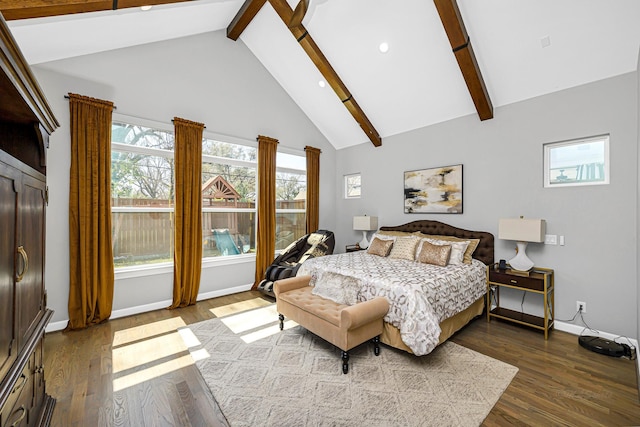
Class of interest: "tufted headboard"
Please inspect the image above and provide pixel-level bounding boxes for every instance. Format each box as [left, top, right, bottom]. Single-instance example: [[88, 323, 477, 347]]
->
[[379, 220, 494, 266]]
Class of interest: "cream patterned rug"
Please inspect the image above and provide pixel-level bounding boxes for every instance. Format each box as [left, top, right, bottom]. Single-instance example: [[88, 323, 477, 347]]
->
[[182, 315, 518, 427]]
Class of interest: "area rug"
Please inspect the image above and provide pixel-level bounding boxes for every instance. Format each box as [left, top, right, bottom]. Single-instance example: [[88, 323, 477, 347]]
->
[[182, 317, 518, 427]]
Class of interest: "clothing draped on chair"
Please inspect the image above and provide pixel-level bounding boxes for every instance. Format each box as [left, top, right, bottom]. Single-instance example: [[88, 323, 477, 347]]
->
[[170, 117, 205, 308], [67, 93, 115, 330], [304, 146, 321, 234], [254, 135, 278, 289]]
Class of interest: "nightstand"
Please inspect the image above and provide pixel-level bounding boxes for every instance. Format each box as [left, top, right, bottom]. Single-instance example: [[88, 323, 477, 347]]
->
[[486, 264, 554, 339], [346, 244, 363, 253]]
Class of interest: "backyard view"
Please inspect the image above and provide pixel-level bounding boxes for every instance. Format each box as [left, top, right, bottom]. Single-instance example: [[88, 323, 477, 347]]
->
[[111, 122, 306, 267]]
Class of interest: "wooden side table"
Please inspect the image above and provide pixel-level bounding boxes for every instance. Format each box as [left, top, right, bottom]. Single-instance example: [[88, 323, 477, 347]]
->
[[486, 264, 554, 339]]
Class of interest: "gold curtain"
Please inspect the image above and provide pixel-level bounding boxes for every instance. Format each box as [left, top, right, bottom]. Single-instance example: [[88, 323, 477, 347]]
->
[[253, 135, 278, 289], [304, 146, 321, 233], [169, 117, 204, 308], [67, 93, 115, 330]]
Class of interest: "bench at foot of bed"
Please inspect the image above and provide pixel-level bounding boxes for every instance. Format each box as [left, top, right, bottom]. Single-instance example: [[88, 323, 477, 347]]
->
[[274, 275, 389, 374]]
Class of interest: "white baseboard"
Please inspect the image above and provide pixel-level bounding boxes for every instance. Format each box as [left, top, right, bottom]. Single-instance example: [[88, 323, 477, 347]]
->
[[555, 320, 639, 349], [45, 283, 254, 333]]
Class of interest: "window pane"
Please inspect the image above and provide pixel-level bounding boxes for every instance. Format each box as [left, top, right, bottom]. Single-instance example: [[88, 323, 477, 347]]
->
[[112, 122, 174, 150], [276, 172, 306, 209], [544, 135, 609, 187], [202, 138, 256, 161], [112, 152, 174, 206], [203, 212, 255, 256], [345, 174, 361, 198], [202, 165, 256, 204], [276, 212, 306, 251], [112, 211, 173, 267]]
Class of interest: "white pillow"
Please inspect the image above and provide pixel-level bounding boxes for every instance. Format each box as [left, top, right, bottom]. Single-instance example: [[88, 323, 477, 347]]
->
[[421, 238, 470, 265]]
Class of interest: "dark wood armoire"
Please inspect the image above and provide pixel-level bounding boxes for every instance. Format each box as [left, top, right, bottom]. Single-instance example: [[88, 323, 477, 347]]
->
[[0, 14, 59, 427]]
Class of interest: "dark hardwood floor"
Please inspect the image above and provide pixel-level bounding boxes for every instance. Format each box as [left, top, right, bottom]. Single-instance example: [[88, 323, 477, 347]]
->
[[44, 291, 640, 426]]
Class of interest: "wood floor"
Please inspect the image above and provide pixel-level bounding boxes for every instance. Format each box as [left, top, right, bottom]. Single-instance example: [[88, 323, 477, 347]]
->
[[44, 291, 640, 426]]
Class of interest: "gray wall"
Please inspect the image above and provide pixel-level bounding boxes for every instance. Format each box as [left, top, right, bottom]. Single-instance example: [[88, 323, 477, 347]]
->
[[34, 30, 337, 327], [336, 73, 638, 338]]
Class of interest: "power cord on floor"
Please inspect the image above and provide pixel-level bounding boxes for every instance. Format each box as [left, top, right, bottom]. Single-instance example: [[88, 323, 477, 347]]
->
[[560, 307, 638, 361]]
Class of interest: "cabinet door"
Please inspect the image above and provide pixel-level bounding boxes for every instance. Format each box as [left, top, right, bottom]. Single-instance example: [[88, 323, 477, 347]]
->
[[15, 173, 45, 351], [0, 161, 18, 382]]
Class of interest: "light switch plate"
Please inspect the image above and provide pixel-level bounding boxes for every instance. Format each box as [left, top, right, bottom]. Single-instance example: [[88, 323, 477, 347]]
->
[[544, 234, 558, 245]]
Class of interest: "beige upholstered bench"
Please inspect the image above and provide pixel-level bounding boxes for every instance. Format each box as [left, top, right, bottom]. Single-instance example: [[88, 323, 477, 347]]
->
[[274, 275, 389, 374]]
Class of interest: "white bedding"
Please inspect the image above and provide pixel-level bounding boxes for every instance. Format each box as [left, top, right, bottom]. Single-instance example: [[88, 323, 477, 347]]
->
[[297, 252, 486, 355]]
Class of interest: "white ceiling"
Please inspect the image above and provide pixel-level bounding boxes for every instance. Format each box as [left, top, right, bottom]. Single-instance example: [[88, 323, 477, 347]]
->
[[8, 0, 640, 150]]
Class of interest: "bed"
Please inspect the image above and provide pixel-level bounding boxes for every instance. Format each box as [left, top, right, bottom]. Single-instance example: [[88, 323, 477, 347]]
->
[[296, 220, 494, 356]]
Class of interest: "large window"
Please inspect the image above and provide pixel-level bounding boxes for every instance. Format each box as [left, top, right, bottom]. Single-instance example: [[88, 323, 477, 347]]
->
[[111, 120, 307, 268], [275, 151, 307, 251], [201, 138, 257, 258], [111, 122, 175, 268]]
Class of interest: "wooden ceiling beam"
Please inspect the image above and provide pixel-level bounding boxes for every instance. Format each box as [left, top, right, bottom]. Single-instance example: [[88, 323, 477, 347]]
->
[[226, 0, 267, 41], [268, 0, 381, 147], [0, 0, 193, 21], [433, 0, 493, 121]]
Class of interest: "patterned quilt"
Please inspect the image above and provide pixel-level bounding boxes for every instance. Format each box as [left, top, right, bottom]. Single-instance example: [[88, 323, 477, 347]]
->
[[297, 252, 486, 356]]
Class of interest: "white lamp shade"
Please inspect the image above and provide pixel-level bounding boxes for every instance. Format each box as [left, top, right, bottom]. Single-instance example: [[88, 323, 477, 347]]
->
[[353, 216, 378, 231], [498, 218, 545, 243]]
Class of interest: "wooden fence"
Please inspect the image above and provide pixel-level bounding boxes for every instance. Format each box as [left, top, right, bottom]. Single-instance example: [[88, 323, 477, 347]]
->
[[112, 198, 305, 265]]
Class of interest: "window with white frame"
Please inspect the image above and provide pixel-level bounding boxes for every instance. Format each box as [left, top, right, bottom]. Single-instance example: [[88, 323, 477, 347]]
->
[[201, 138, 257, 257], [111, 120, 307, 267], [111, 122, 176, 268], [275, 151, 307, 251], [344, 173, 361, 198], [543, 134, 610, 188]]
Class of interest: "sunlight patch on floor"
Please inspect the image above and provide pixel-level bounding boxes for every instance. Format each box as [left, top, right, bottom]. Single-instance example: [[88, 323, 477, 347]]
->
[[112, 354, 194, 392], [218, 304, 279, 334], [113, 317, 186, 346], [240, 319, 298, 344], [112, 331, 189, 373], [210, 297, 273, 318]]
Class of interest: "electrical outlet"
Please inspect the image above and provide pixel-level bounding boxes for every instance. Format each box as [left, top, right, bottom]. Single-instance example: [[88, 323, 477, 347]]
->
[[544, 234, 558, 245], [576, 301, 586, 313]]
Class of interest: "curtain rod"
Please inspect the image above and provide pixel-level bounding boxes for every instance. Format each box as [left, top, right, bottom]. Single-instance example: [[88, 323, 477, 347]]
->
[[64, 94, 117, 110], [171, 118, 207, 129]]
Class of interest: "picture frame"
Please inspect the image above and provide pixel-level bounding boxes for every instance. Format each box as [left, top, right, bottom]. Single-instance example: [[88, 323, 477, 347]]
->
[[404, 164, 463, 214]]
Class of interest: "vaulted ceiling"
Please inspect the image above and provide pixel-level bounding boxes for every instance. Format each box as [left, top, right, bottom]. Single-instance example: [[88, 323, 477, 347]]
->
[[5, 0, 640, 150]]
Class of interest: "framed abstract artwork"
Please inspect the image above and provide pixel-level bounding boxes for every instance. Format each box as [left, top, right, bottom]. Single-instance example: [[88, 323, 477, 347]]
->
[[404, 164, 463, 214]]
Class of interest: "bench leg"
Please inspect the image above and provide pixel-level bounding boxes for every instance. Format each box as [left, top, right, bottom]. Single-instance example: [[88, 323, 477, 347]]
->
[[342, 350, 349, 374], [373, 336, 381, 356], [278, 314, 284, 331]]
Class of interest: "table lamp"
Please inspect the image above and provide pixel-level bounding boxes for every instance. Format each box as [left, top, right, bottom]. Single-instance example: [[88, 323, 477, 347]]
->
[[498, 217, 546, 272], [353, 215, 378, 249]]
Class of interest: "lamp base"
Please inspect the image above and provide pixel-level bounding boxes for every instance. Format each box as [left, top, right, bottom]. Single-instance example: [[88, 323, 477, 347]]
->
[[508, 241, 535, 272], [358, 231, 371, 249]]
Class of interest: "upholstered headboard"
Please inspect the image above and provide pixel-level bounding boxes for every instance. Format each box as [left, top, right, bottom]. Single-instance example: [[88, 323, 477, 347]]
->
[[379, 220, 494, 265]]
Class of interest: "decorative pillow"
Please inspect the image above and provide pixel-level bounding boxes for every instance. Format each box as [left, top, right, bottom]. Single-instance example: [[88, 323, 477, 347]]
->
[[417, 240, 451, 266], [422, 238, 469, 265], [367, 237, 394, 257], [388, 236, 420, 261], [311, 271, 360, 305], [374, 230, 414, 239], [416, 233, 479, 264]]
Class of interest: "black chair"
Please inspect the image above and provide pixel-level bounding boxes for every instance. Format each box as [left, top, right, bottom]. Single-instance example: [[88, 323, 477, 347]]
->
[[257, 229, 335, 298]]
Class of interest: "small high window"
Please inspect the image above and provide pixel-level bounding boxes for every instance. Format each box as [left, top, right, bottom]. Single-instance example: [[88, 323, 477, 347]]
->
[[344, 173, 361, 199], [543, 135, 609, 188]]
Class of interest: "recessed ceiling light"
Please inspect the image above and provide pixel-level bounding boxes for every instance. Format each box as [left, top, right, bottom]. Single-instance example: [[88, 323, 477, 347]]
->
[[540, 36, 551, 48], [318, 80, 326, 88], [140, 5, 153, 11], [378, 42, 390, 54]]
